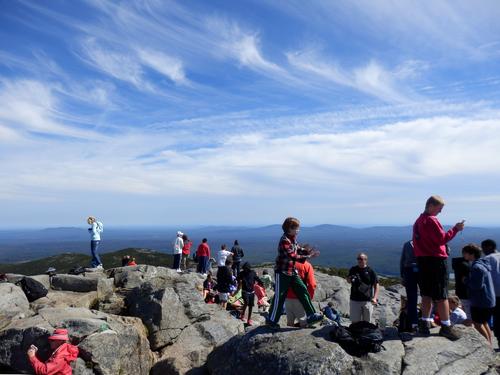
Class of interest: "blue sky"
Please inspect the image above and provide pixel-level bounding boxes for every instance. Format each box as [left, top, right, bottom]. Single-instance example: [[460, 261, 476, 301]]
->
[[1, 0, 500, 227]]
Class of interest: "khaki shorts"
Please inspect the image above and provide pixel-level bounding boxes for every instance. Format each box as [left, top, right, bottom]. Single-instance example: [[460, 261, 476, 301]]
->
[[349, 300, 373, 323], [285, 298, 307, 327]]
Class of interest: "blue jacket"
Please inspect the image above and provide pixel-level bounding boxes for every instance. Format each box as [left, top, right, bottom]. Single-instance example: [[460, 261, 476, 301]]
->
[[466, 258, 495, 308], [484, 252, 500, 297], [89, 221, 104, 241]]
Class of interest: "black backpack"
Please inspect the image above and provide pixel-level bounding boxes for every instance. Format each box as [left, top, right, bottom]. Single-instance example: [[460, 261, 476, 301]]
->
[[329, 324, 358, 355], [348, 321, 384, 355], [17, 277, 48, 302]]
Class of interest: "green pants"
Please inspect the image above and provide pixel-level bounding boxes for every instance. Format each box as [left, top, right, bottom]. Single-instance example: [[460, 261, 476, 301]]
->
[[268, 272, 316, 324]]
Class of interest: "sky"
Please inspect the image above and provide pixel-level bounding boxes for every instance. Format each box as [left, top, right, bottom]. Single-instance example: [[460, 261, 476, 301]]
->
[[1, 0, 500, 228]]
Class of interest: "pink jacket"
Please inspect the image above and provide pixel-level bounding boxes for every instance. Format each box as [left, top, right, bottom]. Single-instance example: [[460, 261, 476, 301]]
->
[[413, 213, 458, 258], [29, 343, 79, 375]]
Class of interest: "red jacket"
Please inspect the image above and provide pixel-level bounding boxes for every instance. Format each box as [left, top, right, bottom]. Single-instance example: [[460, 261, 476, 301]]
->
[[29, 343, 79, 375], [196, 243, 210, 257], [287, 261, 316, 299], [182, 241, 192, 255], [413, 213, 458, 258]]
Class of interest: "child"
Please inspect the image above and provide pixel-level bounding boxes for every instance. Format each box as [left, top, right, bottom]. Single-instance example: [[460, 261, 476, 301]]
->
[[266, 217, 323, 328], [322, 301, 341, 325], [127, 257, 137, 266], [236, 262, 263, 325], [448, 296, 467, 325], [216, 259, 233, 309], [463, 243, 495, 346], [203, 272, 215, 301], [261, 269, 273, 290]]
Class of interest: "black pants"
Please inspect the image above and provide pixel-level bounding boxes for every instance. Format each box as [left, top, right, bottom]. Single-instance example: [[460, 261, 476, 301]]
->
[[173, 254, 181, 269], [232, 261, 241, 277]]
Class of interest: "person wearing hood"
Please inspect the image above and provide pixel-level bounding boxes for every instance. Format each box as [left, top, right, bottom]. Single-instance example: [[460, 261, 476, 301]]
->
[[463, 244, 495, 346], [482, 239, 500, 342], [173, 231, 184, 273], [27, 328, 79, 375]]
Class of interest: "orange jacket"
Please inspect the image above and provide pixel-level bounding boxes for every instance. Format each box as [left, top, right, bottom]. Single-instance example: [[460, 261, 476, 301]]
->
[[287, 261, 316, 299]]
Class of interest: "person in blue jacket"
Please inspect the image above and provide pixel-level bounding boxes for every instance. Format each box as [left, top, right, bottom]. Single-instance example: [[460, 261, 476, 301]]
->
[[463, 243, 495, 347]]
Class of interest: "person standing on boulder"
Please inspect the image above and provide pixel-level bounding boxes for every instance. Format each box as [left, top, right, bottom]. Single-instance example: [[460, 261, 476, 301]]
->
[[181, 234, 192, 271], [196, 238, 211, 276], [400, 241, 419, 331], [217, 244, 233, 267], [482, 239, 500, 343], [346, 252, 379, 323], [413, 195, 464, 340], [236, 262, 263, 326], [27, 328, 79, 375], [266, 217, 323, 329], [87, 216, 104, 270], [285, 258, 317, 327], [231, 240, 245, 277], [173, 231, 184, 273]]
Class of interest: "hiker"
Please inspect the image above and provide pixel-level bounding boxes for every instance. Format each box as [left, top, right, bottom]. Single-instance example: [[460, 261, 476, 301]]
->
[[121, 255, 131, 267], [462, 243, 495, 346], [87, 216, 104, 269], [261, 269, 273, 290], [127, 257, 137, 266], [236, 262, 263, 326], [217, 244, 233, 267], [400, 240, 419, 331], [412, 195, 464, 340], [322, 302, 341, 325], [452, 248, 472, 319], [216, 258, 233, 309], [27, 328, 79, 375], [346, 252, 379, 323], [203, 272, 216, 301], [181, 234, 192, 271], [231, 240, 245, 277], [196, 238, 210, 276], [173, 231, 184, 273], [482, 239, 500, 342], [285, 258, 317, 327], [266, 217, 323, 329], [448, 296, 467, 325]]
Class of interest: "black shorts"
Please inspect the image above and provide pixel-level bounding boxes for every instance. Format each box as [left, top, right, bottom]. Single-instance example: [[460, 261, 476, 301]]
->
[[471, 306, 493, 324], [417, 257, 449, 300], [242, 291, 255, 307]]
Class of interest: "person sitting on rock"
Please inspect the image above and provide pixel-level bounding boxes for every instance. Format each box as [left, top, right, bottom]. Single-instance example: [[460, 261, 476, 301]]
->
[[346, 252, 379, 324], [127, 257, 137, 266], [27, 328, 79, 375], [121, 255, 131, 267], [266, 217, 323, 329], [285, 258, 317, 328], [448, 296, 467, 325], [463, 243, 495, 347], [203, 272, 216, 301], [260, 269, 273, 290], [236, 262, 263, 326]]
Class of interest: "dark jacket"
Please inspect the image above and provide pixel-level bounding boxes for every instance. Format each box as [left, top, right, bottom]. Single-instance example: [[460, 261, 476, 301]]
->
[[452, 257, 470, 300], [400, 240, 417, 278], [466, 258, 495, 308], [216, 266, 233, 293], [231, 245, 244, 262]]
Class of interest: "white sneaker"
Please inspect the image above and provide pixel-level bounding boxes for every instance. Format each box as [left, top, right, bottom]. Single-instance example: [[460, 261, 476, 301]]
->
[[176, 268, 182, 273], [96, 264, 104, 270]]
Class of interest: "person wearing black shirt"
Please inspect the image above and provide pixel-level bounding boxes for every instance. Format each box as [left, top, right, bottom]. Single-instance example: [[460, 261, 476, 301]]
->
[[236, 262, 262, 326], [216, 259, 233, 309], [231, 240, 245, 277], [346, 252, 379, 323]]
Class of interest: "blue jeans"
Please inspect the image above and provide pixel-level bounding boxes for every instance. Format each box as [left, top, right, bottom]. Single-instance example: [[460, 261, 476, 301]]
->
[[403, 266, 419, 326], [197, 256, 208, 273], [90, 240, 102, 268]]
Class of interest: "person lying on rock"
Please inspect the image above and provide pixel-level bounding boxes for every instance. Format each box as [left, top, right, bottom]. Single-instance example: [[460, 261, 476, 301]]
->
[[27, 328, 79, 375], [266, 217, 323, 329]]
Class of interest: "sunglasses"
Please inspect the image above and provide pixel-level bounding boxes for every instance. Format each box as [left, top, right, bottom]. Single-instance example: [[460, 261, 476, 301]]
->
[[357, 257, 367, 261]]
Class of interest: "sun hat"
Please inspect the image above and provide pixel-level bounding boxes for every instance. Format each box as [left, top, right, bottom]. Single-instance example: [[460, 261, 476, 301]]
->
[[48, 328, 69, 341], [177, 231, 183, 236]]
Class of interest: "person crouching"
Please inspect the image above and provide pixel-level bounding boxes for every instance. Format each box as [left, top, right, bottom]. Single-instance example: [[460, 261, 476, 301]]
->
[[27, 328, 79, 375]]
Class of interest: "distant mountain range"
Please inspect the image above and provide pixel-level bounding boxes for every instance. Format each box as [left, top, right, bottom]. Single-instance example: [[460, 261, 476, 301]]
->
[[1, 225, 499, 275]]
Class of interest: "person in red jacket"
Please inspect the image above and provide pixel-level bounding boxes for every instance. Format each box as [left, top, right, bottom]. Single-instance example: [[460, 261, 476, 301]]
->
[[27, 328, 79, 375], [285, 259, 317, 327], [196, 238, 211, 275], [181, 234, 192, 271], [413, 195, 465, 341]]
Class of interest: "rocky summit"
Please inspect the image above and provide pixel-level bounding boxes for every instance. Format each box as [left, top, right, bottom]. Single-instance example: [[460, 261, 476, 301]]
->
[[0, 265, 498, 374]]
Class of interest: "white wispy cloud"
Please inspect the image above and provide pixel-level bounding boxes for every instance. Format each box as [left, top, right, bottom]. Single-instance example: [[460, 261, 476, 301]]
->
[[136, 49, 187, 84]]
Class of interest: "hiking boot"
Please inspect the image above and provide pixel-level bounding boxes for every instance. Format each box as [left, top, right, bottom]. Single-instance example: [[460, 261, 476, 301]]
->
[[418, 320, 430, 336], [439, 325, 461, 341], [306, 312, 324, 325]]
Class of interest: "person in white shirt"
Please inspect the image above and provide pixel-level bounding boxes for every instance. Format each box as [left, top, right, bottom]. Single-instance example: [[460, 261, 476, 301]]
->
[[217, 244, 233, 267], [173, 231, 184, 273], [448, 296, 467, 325]]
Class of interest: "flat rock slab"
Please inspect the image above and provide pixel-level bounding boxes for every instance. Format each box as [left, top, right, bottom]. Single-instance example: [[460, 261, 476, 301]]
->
[[51, 274, 98, 292]]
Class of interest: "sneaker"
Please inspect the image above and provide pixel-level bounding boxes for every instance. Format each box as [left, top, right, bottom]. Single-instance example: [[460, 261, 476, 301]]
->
[[439, 325, 461, 341], [306, 312, 323, 325], [96, 264, 104, 270], [418, 320, 430, 336], [176, 268, 182, 273]]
